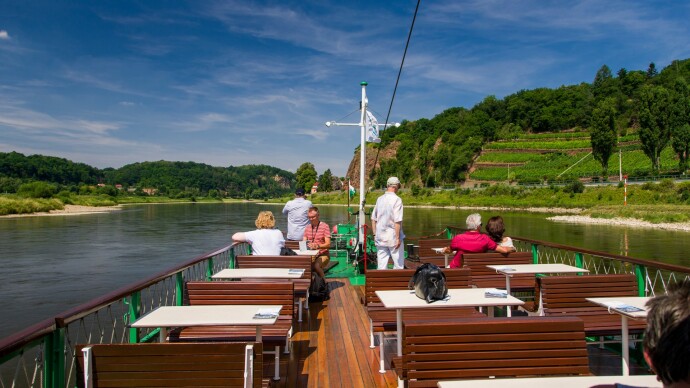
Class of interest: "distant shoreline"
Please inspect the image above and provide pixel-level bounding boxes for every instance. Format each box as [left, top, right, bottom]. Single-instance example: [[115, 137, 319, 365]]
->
[[0, 204, 122, 218]]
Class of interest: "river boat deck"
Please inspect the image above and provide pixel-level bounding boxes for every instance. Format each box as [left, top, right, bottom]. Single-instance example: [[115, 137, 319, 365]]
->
[[262, 278, 650, 387]]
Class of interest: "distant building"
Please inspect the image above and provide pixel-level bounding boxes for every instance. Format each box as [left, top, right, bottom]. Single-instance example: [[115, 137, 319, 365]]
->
[[142, 188, 157, 196], [97, 183, 105, 187], [311, 182, 319, 194], [115, 184, 123, 190]]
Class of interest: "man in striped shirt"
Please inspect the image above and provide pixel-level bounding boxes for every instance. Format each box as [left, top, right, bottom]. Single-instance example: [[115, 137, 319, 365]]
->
[[303, 206, 330, 278]]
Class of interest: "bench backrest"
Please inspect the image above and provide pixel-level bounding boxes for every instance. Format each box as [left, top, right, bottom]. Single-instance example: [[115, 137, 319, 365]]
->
[[235, 255, 311, 281], [403, 316, 589, 386], [462, 252, 534, 288], [364, 268, 471, 306], [76, 342, 262, 388], [417, 239, 450, 258], [284, 240, 301, 250], [539, 274, 639, 313], [186, 281, 294, 318]]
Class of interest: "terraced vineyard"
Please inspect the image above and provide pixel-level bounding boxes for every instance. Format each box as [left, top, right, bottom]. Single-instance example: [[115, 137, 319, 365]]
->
[[470, 133, 681, 183]]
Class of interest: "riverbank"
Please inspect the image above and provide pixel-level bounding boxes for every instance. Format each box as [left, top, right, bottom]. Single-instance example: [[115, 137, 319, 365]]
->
[[548, 215, 690, 232], [0, 204, 122, 218]]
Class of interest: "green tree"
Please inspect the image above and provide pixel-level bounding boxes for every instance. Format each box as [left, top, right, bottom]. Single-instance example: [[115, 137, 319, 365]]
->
[[637, 85, 673, 173], [295, 162, 317, 192], [17, 181, 56, 198], [318, 169, 333, 192], [590, 98, 618, 177], [672, 124, 690, 173], [647, 62, 658, 79], [669, 79, 690, 173], [593, 64, 615, 99]]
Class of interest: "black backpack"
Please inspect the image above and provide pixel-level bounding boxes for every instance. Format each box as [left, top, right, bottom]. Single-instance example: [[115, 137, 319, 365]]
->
[[308, 274, 330, 302], [408, 263, 448, 303]]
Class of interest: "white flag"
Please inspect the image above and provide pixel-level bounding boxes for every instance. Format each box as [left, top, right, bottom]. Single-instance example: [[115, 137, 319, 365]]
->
[[365, 110, 381, 143]]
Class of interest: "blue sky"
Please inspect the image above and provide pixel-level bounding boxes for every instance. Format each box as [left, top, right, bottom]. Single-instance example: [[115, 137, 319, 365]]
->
[[1, 1, 689, 176]]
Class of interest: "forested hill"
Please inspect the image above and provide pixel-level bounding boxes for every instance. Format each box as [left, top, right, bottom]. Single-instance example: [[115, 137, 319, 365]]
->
[[0, 152, 295, 199], [363, 58, 690, 188]]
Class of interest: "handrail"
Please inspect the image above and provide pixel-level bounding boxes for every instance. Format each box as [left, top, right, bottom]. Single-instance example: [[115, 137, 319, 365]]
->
[[0, 318, 55, 361], [55, 244, 233, 327]]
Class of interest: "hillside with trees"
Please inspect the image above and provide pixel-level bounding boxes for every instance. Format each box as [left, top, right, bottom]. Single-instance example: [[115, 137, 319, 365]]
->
[[363, 59, 690, 188]]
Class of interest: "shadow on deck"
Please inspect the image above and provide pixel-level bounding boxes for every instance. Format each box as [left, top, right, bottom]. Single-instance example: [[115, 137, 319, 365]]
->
[[264, 279, 651, 387]]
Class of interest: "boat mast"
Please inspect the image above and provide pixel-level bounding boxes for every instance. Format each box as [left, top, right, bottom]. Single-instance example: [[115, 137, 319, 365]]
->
[[358, 81, 368, 241]]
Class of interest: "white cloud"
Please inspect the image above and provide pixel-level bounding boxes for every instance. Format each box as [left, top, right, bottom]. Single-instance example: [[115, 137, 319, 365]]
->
[[295, 129, 329, 141], [0, 30, 10, 40]]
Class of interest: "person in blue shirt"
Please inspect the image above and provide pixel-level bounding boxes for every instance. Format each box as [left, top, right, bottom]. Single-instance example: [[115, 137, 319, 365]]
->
[[282, 188, 313, 241]]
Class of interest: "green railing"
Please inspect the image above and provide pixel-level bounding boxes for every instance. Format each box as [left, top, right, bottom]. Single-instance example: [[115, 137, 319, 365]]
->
[[445, 226, 690, 296], [0, 242, 250, 388]]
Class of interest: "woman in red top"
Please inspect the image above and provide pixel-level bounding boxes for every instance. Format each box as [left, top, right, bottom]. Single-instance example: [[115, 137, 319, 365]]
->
[[445, 213, 514, 268], [303, 206, 330, 278]]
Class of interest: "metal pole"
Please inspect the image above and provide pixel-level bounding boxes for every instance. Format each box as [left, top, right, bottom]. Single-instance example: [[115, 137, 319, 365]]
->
[[359, 82, 368, 243], [619, 148, 622, 181], [624, 175, 628, 206]]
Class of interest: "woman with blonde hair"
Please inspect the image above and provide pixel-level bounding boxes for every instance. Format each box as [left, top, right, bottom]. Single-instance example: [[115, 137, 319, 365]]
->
[[232, 211, 285, 255]]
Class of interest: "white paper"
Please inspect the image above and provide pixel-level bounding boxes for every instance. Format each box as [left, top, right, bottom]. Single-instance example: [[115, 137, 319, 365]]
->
[[495, 266, 515, 272], [288, 269, 305, 275], [254, 307, 281, 318], [299, 240, 307, 251], [601, 301, 643, 313], [484, 288, 508, 298]]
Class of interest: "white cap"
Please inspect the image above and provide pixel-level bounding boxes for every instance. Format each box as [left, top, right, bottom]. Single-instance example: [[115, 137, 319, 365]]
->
[[387, 176, 401, 187]]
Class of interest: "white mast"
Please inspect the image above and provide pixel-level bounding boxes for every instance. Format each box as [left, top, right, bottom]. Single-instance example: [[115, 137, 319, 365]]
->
[[325, 82, 399, 243]]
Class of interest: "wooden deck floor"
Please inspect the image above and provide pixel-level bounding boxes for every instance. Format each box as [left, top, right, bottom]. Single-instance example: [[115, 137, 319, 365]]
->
[[264, 278, 651, 387], [265, 278, 397, 388]]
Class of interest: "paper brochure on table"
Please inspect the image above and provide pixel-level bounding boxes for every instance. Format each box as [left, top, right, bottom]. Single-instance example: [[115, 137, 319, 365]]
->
[[484, 288, 508, 298], [601, 301, 644, 313], [253, 307, 281, 319], [299, 240, 307, 251], [494, 266, 515, 272], [288, 269, 305, 275]]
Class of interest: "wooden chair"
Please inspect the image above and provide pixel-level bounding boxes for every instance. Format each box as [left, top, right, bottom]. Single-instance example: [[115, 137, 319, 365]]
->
[[538, 274, 647, 337], [170, 281, 293, 381], [76, 342, 263, 388], [235, 254, 312, 322], [401, 316, 590, 387], [363, 267, 484, 372], [408, 238, 451, 268]]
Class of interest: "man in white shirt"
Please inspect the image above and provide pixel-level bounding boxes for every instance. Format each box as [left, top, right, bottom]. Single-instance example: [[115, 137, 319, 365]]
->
[[282, 188, 313, 241], [371, 177, 405, 269]]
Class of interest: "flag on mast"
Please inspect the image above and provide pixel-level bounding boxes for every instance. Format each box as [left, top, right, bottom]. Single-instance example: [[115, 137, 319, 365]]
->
[[348, 180, 356, 199], [365, 110, 381, 143]]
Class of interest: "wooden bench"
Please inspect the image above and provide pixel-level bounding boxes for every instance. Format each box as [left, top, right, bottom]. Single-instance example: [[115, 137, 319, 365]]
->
[[76, 342, 263, 388], [170, 281, 294, 381], [364, 268, 484, 372], [538, 274, 647, 337], [235, 254, 312, 322], [408, 238, 451, 268], [401, 316, 590, 387], [462, 252, 536, 290]]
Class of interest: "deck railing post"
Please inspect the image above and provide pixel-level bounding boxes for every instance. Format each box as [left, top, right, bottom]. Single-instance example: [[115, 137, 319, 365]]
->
[[175, 272, 184, 306], [634, 264, 647, 296], [575, 252, 584, 269], [206, 257, 214, 281], [128, 291, 141, 343], [531, 243, 539, 264], [44, 327, 66, 388]]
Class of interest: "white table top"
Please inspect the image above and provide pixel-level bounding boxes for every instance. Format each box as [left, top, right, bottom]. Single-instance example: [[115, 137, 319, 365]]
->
[[488, 263, 589, 275], [587, 296, 651, 319], [432, 248, 452, 254], [131, 305, 282, 327], [375, 288, 524, 309], [437, 374, 661, 388], [295, 249, 319, 256], [212, 268, 304, 279]]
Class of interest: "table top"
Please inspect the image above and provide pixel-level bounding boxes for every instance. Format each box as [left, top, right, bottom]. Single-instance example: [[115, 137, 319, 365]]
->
[[212, 268, 304, 279], [375, 288, 524, 309], [432, 248, 452, 254], [437, 374, 660, 388], [487, 263, 589, 275], [130, 305, 282, 327], [295, 249, 319, 256], [587, 296, 651, 319]]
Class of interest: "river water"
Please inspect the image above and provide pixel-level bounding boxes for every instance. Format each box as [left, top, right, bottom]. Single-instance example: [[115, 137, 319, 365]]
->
[[1, 202, 687, 339]]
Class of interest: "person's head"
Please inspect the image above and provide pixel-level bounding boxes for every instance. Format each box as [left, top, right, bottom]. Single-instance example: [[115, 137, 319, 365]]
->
[[255, 211, 276, 229], [643, 279, 690, 386], [486, 216, 506, 243], [295, 188, 306, 197], [466, 213, 482, 231], [387, 176, 401, 192], [307, 206, 320, 225]]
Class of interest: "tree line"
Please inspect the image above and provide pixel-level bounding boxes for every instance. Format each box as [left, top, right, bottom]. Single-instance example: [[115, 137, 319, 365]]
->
[[0, 153, 296, 199], [373, 58, 690, 186]]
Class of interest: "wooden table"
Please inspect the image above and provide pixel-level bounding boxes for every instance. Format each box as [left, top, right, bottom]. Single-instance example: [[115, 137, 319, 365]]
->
[[295, 249, 319, 256], [587, 296, 650, 376], [487, 263, 589, 316], [437, 374, 660, 387], [130, 305, 282, 342], [376, 288, 524, 358], [212, 268, 305, 279]]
